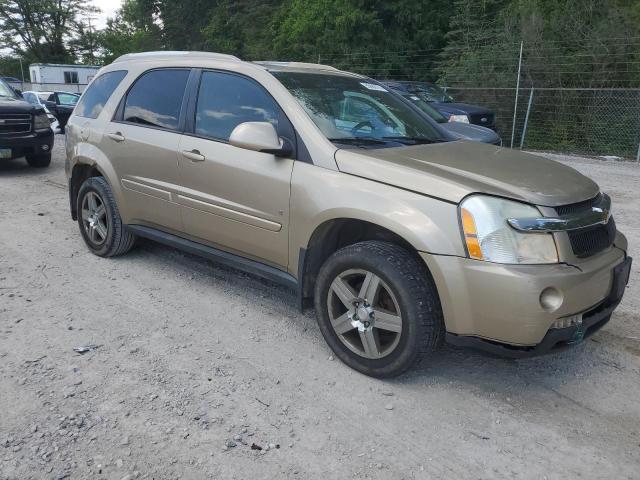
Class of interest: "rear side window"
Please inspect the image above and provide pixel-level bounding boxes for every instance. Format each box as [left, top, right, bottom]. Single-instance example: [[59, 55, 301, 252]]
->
[[123, 69, 190, 130], [195, 71, 279, 141], [75, 70, 127, 119]]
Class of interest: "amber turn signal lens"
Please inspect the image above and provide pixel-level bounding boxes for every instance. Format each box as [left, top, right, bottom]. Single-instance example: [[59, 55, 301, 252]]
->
[[461, 208, 483, 260]]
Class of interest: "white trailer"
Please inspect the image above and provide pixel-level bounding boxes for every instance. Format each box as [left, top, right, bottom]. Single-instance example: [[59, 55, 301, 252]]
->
[[29, 63, 100, 85]]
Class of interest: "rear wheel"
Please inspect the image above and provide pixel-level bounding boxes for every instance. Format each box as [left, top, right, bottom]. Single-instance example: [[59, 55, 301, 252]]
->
[[25, 152, 51, 168], [314, 241, 444, 377], [77, 176, 136, 257]]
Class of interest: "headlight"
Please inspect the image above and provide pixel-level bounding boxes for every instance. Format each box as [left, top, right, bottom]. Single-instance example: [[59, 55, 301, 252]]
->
[[460, 195, 558, 264], [449, 114, 469, 123], [34, 112, 51, 131]]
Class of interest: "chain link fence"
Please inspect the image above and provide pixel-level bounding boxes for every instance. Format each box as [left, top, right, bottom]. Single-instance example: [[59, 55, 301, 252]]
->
[[317, 40, 640, 160], [444, 86, 640, 159]]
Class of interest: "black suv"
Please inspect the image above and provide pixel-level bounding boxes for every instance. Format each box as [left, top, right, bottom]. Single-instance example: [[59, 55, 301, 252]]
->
[[0, 79, 54, 168], [385, 81, 496, 131]]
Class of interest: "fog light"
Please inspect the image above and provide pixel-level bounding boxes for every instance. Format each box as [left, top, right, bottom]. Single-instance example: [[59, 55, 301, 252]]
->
[[41, 144, 50, 151], [540, 287, 563, 312], [551, 314, 583, 329]]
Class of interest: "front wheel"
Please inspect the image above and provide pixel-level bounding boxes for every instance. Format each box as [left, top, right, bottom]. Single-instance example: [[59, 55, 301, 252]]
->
[[314, 241, 444, 378]]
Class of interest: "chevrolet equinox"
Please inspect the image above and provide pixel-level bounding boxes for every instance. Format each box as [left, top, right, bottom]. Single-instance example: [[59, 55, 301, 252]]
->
[[65, 52, 631, 377]]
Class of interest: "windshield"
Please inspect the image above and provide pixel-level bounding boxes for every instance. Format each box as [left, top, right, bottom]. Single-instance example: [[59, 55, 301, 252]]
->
[[272, 71, 443, 147], [58, 93, 79, 105], [408, 83, 454, 103], [0, 80, 16, 98], [402, 94, 448, 123]]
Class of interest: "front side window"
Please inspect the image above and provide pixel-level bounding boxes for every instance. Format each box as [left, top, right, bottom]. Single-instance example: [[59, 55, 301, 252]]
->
[[123, 69, 190, 130], [75, 70, 127, 119], [195, 71, 279, 141], [273, 71, 442, 147], [0, 80, 16, 98]]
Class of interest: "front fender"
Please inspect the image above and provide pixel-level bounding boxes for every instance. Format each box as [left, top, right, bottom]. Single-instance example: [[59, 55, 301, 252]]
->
[[288, 162, 464, 276]]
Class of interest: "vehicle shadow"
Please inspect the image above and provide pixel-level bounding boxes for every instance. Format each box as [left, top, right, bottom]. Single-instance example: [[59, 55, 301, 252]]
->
[[0, 157, 49, 176], [395, 338, 616, 397]]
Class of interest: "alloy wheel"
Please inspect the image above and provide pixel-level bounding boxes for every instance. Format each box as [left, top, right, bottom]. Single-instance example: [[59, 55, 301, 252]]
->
[[81, 191, 108, 246], [327, 269, 403, 359]]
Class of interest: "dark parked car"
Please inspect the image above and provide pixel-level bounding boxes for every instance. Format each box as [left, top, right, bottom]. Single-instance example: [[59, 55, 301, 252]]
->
[[386, 84, 501, 145], [0, 79, 54, 167], [38, 91, 80, 131], [385, 81, 496, 130]]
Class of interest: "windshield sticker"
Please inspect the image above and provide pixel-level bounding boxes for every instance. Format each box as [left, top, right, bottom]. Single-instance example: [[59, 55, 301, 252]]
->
[[360, 82, 388, 92], [410, 95, 420, 100]]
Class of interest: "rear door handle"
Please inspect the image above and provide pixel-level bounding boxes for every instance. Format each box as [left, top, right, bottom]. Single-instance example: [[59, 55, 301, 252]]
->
[[182, 149, 205, 162], [107, 132, 125, 142]]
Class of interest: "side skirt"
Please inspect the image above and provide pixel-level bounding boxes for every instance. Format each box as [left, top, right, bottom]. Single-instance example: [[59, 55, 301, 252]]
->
[[127, 225, 298, 291]]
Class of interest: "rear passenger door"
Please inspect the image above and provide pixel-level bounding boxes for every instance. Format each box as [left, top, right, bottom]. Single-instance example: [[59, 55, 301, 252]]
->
[[177, 70, 295, 268], [104, 68, 191, 232]]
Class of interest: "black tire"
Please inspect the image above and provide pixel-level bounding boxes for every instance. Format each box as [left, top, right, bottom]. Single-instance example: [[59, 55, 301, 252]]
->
[[25, 152, 51, 168], [76, 176, 136, 257], [314, 241, 444, 378]]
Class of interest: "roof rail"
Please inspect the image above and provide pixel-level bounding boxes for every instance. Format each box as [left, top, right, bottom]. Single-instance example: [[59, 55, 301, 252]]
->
[[253, 61, 338, 71], [113, 51, 241, 63]]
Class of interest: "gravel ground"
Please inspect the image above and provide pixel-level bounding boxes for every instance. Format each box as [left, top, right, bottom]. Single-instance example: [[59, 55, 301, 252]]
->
[[1, 138, 639, 480]]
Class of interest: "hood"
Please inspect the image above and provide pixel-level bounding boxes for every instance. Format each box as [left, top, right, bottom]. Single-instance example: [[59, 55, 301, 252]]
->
[[433, 102, 492, 116], [441, 122, 500, 144], [0, 96, 42, 114], [335, 141, 599, 207]]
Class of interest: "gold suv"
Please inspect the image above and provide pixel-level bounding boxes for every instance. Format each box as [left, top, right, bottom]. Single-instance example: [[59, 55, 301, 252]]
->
[[66, 52, 631, 377]]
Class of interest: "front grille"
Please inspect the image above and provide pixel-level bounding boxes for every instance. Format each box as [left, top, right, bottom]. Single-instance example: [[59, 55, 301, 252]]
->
[[0, 114, 32, 134], [469, 112, 495, 127], [555, 193, 602, 216], [555, 193, 615, 258], [568, 217, 616, 258]]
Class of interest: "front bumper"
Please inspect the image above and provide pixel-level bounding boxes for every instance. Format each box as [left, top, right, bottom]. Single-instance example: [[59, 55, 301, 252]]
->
[[0, 129, 54, 159], [421, 243, 631, 354]]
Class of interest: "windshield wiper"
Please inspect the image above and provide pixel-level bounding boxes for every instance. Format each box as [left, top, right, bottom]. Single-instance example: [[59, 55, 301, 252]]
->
[[382, 136, 442, 145], [328, 137, 389, 145]]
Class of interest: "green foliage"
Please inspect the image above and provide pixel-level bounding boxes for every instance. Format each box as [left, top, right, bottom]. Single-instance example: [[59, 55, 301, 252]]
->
[[0, 0, 98, 63]]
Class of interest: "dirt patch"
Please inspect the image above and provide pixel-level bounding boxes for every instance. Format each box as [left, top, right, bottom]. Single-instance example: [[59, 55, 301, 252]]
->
[[1, 141, 639, 479]]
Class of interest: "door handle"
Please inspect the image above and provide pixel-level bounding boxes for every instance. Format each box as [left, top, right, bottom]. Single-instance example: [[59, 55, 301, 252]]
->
[[182, 149, 205, 162], [107, 132, 125, 142]]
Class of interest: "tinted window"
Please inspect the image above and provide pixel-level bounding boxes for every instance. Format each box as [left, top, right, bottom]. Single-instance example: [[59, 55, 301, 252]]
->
[[57, 92, 79, 105], [195, 71, 279, 141], [76, 71, 128, 118], [124, 69, 190, 130]]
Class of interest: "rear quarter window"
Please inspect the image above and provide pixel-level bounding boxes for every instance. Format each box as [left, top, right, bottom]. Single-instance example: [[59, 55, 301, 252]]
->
[[75, 70, 128, 119]]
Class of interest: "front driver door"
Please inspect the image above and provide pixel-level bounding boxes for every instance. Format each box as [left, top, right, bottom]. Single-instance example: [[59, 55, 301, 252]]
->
[[177, 70, 295, 268]]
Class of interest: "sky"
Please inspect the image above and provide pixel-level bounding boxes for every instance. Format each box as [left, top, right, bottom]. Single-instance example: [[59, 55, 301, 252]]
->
[[92, 0, 124, 29]]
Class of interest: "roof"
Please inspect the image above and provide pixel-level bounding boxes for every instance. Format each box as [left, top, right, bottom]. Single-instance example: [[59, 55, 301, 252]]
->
[[113, 51, 240, 64], [253, 61, 338, 72], [30, 63, 101, 69]]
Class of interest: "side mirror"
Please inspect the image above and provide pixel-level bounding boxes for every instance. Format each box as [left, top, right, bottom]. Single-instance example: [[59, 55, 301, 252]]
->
[[14, 89, 23, 97], [229, 122, 292, 157]]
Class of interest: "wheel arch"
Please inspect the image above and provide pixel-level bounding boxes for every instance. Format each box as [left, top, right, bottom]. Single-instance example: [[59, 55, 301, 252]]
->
[[297, 217, 430, 309], [69, 145, 121, 221]]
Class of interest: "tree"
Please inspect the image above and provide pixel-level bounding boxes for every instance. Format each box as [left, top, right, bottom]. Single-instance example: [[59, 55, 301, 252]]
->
[[0, 0, 99, 63], [97, 0, 163, 63]]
